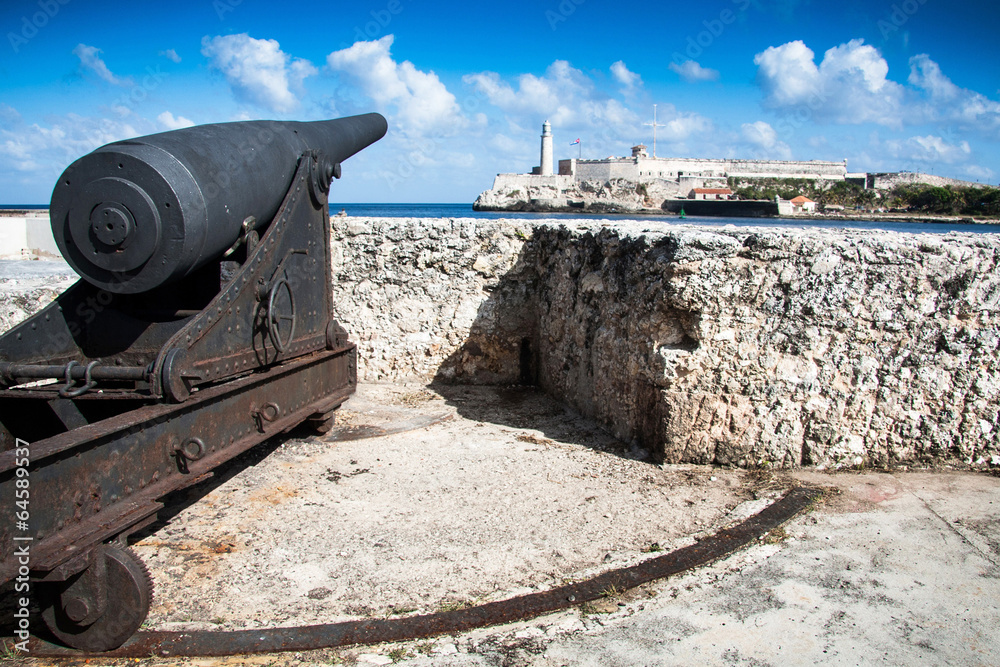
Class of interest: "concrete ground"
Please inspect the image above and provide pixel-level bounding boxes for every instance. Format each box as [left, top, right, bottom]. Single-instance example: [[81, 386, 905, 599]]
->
[[11, 383, 998, 667]]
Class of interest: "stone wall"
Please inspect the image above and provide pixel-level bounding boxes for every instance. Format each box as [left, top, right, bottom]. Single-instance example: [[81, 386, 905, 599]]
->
[[571, 159, 642, 182], [332, 218, 1000, 469], [869, 172, 989, 190], [569, 157, 847, 182], [330, 217, 536, 383]]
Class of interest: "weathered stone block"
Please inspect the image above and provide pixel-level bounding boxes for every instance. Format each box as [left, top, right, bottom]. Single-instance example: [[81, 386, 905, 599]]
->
[[330, 217, 1000, 469]]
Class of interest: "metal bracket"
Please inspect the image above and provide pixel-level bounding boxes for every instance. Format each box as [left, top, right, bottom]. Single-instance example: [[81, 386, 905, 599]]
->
[[223, 216, 258, 258], [172, 437, 207, 474], [59, 361, 100, 398]]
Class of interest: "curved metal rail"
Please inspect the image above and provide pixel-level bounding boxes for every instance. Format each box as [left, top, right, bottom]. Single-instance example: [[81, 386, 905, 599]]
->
[[27, 486, 824, 658]]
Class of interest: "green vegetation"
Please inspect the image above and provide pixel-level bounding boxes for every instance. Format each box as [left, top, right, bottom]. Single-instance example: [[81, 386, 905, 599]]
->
[[726, 176, 1000, 217], [601, 583, 623, 598], [436, 598, 474, 613], [0, 640, 20, 662], [728, 177, 822, 202], [883, 184, 1000, 216], [388, 647, 411, 662]]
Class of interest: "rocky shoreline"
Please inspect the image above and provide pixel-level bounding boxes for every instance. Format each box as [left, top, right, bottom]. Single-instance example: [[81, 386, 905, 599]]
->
[[472, 176, 999, 225], [474, 198, 998, 226]]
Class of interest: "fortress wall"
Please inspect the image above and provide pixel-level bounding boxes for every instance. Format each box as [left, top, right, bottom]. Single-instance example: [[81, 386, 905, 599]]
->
[[572, 160, 635, 181], [331, 218, 1000, 469], [870, 172, 989, 190], [725, 159, 846, 179], [569, 158, 847, 184]]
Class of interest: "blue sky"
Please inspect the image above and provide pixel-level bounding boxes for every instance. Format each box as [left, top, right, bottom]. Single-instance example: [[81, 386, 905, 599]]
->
[[1, 0, 998, 204]]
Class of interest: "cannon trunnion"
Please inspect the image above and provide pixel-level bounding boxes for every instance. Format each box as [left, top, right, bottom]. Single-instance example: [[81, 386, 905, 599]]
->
[[0, 114, 387, 651]]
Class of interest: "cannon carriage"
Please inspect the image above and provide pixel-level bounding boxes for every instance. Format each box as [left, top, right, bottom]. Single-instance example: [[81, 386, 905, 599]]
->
[[0, 113, 387, 651]]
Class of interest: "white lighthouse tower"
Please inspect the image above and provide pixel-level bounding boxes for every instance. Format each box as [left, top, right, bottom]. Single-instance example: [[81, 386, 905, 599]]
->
[[539, 120, 553, 176]]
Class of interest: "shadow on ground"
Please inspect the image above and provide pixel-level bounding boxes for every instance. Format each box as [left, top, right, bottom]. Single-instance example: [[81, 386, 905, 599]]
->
[[428, 384, 644, 461], [427, 234, 651, 463]]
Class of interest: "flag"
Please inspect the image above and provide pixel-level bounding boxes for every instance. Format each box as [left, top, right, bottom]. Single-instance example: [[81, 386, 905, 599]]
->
[[570, 139, 580, 145]]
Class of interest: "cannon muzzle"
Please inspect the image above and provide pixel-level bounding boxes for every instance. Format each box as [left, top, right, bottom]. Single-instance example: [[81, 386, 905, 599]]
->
[[50, 113, 387, 294]]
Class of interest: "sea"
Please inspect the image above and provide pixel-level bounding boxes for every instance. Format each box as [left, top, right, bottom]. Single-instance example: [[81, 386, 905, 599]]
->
[[6, 203, 1000, 235], [328, 203, 1000, 235]]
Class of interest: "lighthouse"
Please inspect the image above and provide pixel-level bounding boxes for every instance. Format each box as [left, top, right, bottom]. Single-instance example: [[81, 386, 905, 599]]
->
[[540, 120, 553, 176]]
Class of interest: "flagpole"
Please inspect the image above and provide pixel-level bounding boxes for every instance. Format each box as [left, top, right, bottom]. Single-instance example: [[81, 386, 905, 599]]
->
[[644, 104, 665, 159]]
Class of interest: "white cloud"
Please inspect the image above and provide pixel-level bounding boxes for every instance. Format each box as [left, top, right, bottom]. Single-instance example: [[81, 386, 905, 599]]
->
[[885, 134, 971, 164], [610, 61, 642, 88], [327, 36, 466, 137], [753, 41, 1000, 136], [202, 34, 316, 114], [464, 60, 713, 158], [668, 60, 719, 83], [964, 165, 995, 182], [741, 121, 792, 159], [465, 60, 597, 124], [661, 112, 713, 142], [488, 133, 528, 157], [0, 112, 145, 174], [73, 44, 133, 87], [160, 49, 181, 63], [754, 39, 904, 125], [907, 55, 959, 100], [741, 121, 778, 147], [754, 41, 821, 106], [908, 54, 1000, 131], [466, 62, 622, 131], [0, 104, 22, 128], [157, 111, 195, 130]]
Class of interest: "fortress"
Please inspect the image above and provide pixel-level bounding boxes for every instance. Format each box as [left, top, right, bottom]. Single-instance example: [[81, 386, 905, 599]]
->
[[476, 121, 858, 213], [475, 121, 988, 214], [558, 148, 849, 183]]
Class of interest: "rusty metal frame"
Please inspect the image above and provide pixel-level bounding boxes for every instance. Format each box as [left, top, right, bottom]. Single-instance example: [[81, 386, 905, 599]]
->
[[0, 346, 356, 582], [26, 486, 824, 658]]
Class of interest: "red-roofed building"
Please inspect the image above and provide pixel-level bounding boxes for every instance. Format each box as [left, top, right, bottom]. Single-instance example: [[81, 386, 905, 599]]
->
[[689, 187, 733, 200], [790, 195, 817, 213]]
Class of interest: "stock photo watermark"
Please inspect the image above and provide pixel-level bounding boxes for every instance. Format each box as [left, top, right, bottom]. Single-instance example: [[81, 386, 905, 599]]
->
[[772, 90, 830, 139], [546, 0, 585, 31], [111, 65, 169, 116], [381, 134, 443, 192], [342, 0, 406, 47], [379, 86, 489, 192], [670, 0, 752, 69], [213, 0, 243, 21], [877, 0, 930, 39], [7, 0, 71, 54], [201, 123, 278, 201], [10, 438, 32, 654]]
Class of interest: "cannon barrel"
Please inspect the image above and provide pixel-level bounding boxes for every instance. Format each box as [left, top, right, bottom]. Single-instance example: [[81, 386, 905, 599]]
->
[[50, 113, 387, 294]]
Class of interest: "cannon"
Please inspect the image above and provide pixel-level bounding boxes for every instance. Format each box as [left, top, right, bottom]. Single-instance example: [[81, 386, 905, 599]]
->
[[0, 114, 387, 651]]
